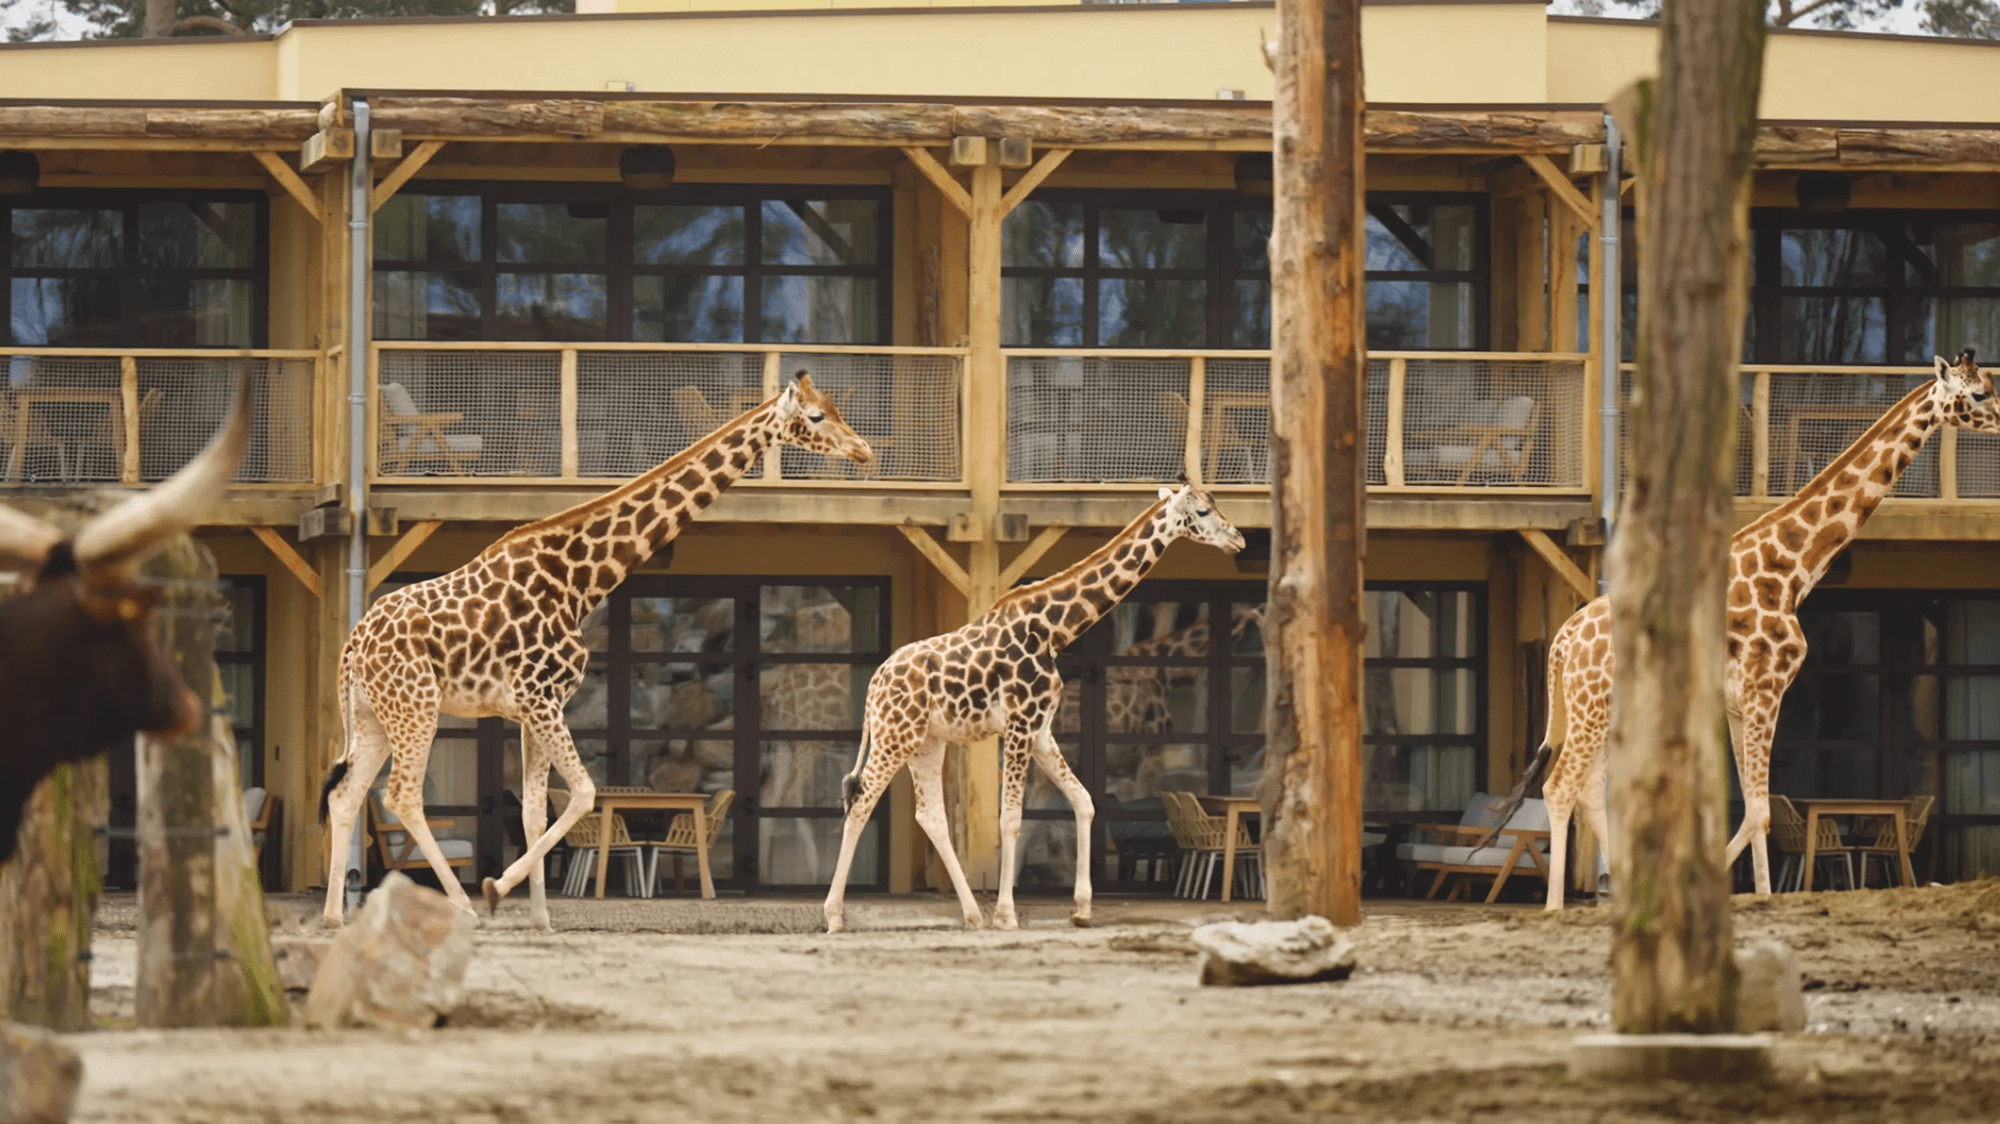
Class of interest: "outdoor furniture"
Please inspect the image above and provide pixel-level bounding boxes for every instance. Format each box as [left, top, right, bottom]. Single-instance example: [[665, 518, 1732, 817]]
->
[[1162, 791, 1257, 900], [76, 385, 160, 480], [242, 787, 278, 862], [1397, 792, 1551, 903], [1159, 390, 1266, 482], [644, 788, 734, 895], [1412, 395, 1540, 486], [551, 788, 650, 898], [379, 381, 483, 475], [586, 787, 718, 900], [367, 788, 474, 883], [1857, 795, 1934, 887], [1771, 794, 1857, 891], [1197, 793, 1266, 902], [1777, 405, 1884, 493], [5, 388, 124, 482]]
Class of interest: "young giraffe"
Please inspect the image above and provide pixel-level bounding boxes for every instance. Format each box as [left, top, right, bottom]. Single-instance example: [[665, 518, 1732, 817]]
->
[[822, 484, 1245, 933], [318, 374, 872, 930], [1496, 351, 2000, 906]]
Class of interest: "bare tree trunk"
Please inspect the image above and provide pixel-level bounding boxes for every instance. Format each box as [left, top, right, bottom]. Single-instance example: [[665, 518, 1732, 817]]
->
[[143, 0, 174, 37], [1259, 0, 1366, 926], [1603, 0, 1765, 1034], [134, 535, 286, 1029], [0, 760, 106, 1031]]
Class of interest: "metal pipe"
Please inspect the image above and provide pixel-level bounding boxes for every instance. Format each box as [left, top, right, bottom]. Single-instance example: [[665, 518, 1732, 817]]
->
[[1598, 112, 1622, 589], [344, 98, 371, 913]]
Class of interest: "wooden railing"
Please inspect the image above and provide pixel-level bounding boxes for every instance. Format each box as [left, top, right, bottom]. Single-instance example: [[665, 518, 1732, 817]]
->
[[0, 348, 321, 487], [369, 342, 968, 486], [1618, 364, 2000, 500], [1003, 349, 1592, 493]]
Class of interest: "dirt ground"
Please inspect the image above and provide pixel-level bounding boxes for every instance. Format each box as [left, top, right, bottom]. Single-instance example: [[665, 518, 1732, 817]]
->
[[65, 879, 2000, 1123]]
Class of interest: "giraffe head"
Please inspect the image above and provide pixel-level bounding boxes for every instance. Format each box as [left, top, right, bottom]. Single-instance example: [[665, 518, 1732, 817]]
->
[[1931, 349, 2000, 434], [1155, 483, 1247, 555], [776, 372, 874, 466]]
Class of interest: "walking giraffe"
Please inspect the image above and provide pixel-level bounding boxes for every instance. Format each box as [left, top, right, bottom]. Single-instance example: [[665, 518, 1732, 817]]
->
[[823, 484, 1245, 933], [318, 374, 872, 931], [1494, 351, 2000, 906]]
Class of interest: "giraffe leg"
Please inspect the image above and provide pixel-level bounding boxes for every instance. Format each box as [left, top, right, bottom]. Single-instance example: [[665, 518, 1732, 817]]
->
[[517, 732, 552, 932], [319, 709, 392, 929], [1723, 707, 1777, 896], [1029, 725, 1095, 927], [485, 708, 597, 911], [1543, 786, 1574, 913], [1578, 749, 1613, 900], [377, 730, 476, 916], [992, 725, 1037, 931], [905, 736, 983, 930]]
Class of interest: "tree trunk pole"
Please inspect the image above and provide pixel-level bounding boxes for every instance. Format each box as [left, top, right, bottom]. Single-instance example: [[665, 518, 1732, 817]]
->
[[0, 760, 106, 1032], [1260, 0, 1366, 926], [134, 535, 286, 1029], [142, 0, 174, 38], [1604, 0, 1765, 1034]]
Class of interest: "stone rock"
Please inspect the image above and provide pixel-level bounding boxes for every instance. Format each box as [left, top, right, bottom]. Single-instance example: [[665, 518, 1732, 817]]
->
[[305, 872, 474, 1030], [0, 1021, 82, 1124], [1190, 915, 1357, 987], [1733, 939, 1808, 1033], [271, 937, 334, 992]]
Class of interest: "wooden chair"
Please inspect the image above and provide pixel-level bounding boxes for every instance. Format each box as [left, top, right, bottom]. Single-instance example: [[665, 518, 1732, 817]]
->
[[549, 788, 649, 898], [367, 788, 473, 883], [379, 382, 482, 475], [1420, 395, 1541, 486], [643, 789, 734, 895], [76, 385, 160, 480], [1770, 794, 1855, 891], [1161, 791, 1259, 900], [242, 787, 278, 862], [1857, 794, 1934, 887], [1, 395, 71, 482], [1397, 792, 1551, 903], [1158, 390, 1263, 482]]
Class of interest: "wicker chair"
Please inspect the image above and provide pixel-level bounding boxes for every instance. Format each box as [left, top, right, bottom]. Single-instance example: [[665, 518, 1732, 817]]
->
[[549, 789, 650, 898], [1161, 791, 1259, 900], [1770, 794, 1855, 891], [643, 789, 734, 895], [1857, 795, 1935, 888]]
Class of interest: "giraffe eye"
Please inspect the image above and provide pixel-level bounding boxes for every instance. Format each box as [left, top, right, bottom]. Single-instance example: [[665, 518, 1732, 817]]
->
[[1976, 392, 1992, 403], [807, 412, 825, 424], [1196, 508, 1211, 517]]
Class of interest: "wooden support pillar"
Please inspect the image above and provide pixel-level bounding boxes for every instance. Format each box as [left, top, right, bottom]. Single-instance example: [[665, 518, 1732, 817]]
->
[[959, 154, 1006, 890], [0, 759, 106, 1031], [1603, 0, 1765, 1033], [1260, 0, 1366, 927]]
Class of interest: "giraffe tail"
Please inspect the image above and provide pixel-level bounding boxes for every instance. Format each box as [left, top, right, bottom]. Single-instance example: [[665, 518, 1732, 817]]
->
[[318, 646, 358, 824], [1471, 626, 1570, 850], [840, 722, 873, 815]]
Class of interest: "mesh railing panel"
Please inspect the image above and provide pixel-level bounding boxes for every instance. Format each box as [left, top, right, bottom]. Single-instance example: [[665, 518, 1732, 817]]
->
[[1735, 371, 1755, 496], [576, 351, 762, 477], [1959, 431, 2000, 498], [1204, 357, 1272, 485], [777, 353, 962, 482], [1007, 356, 1189, 482], [1, 353, 311, 485], [1401, 357, 1585, 487], [1768, 372, 1937, 498], [1365, 358, 1387, 486], [378, 349, 561, 478]]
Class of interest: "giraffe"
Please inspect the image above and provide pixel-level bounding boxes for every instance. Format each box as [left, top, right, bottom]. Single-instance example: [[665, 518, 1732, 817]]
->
[[822, 484, 1245, 933], [1495, 351, 2000, 907], [317, 374, 872, 931], [757, 597, 862, 881]]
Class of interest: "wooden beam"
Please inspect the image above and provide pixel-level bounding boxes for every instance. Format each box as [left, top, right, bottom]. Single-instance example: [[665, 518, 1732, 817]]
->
[[250, 526, 321, 600], [297, 127, 353, 173], [998, 523, 1070, 589], [999, 148, 1074, 218], [370, 140, 446, 214], [1522, 153, 1599, 229], [897, 523, 970, 596], [950, 135, 988, 167], [900, 146, 973, 217], [1517, 528, 1595, 601], [251, 150, 323, 223], [365, 519, 443, 593]]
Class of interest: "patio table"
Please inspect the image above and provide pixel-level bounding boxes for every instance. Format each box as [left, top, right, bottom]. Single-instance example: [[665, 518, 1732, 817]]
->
[[1197, 795, 1260, 903], [1799, 798, 1916, 891], [592, 789, 715, 900]]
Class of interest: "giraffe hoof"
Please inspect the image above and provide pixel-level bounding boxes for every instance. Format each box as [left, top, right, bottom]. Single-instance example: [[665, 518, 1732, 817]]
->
[[1070, 913, 1093, 929], [481, 877, 503, 915], [320, 915, 342, 931]]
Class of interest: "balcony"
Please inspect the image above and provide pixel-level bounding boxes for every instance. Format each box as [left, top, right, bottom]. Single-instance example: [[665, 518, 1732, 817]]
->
[[1004, 350, 1591, 494], [0, 348, 320, 489], [369, 343, 967, 487]]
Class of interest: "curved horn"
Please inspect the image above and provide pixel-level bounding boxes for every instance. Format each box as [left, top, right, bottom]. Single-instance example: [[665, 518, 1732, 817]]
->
[[73, 373, 253, 576], [0, 504, 61, 575]]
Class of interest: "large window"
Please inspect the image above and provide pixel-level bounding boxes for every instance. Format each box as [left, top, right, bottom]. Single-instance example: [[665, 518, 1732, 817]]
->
[[5, 191, 266, 347], [1001, 192, 1488, 350], [373, 187, 888, 345]]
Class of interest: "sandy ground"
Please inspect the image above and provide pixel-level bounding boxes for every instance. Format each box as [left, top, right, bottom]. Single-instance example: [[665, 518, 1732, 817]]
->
[[64, 879, 2000, 1123]]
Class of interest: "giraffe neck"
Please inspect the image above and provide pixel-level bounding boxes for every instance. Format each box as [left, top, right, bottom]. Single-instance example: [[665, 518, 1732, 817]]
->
[[1741, 380, 1940, 599], [994, 499, 1180, 655], [490, 400, 786, 620]]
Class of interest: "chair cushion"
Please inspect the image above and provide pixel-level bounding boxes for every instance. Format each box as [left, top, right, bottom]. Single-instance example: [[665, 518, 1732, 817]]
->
[[381, 382, 421, 416], [1495, 395, 1536, 429], [412, 433, 483, 456], [242, 786, 266, 824], [1361, 831, 1387, 848], [1502, 797, 1549, 833], [1405, 843, 1540, 868], [1458, 792, 1509, 830], [385, 834, 475, 861]]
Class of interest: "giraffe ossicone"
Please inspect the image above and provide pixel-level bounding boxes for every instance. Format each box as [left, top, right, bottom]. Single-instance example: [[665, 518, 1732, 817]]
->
[[1500, 350, 2000, 907], [317, 373, 872, 932], [822, 484, 1247, 934]]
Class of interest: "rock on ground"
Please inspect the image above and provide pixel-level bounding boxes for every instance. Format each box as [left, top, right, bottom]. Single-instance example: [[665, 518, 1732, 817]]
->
[[271, 937, 333, 992], [1734, 938, 1807, 1033], [1191, 915, 1357, 987], [304, 872, 474, 1030], [1, 1021, 82, 1124]]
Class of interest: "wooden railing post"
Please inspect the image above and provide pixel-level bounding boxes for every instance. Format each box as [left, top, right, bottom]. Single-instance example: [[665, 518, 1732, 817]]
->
[[558, 347, 580, 480], [120, 355, 142, 484], [763, 351, 784, 482], [1750, 368, 1771, 498], [1184, 356, 1207, 484], [1940, 426, 1959, 500], [1384, 358, 1407, 488]]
